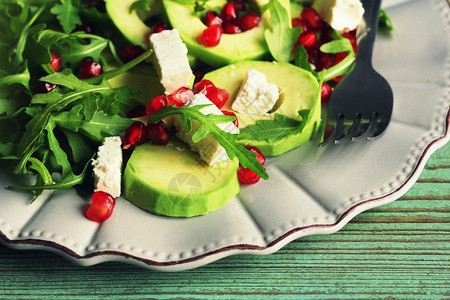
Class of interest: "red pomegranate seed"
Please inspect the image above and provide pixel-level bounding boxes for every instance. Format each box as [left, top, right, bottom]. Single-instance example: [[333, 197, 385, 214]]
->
[[146, 94, 168, 115], [221, 110, 239, 127], [86, 191, 116, 222], [35, 82, 58, 94], [204, 10, 223, 27], [244, 145, 265, 165], [80, 58, 103, 79], [297, 32, 317, 49], [199, 24, 223, 47], [151, 22, 169, 34], [300, 7, 324, 31], [221, 2, 237, 21], [147, 121, 171, 145], [237, 166, 262, 184], [316, 53, 334, 71], [341, 30, 357, 53], [206, 87, 229, 109], [223, 21, 241, 34], [126, 106, 147, 118], [194, 79, 216, 94], [234, 0, 246, 11], [238, 12, 261, 31], [167, 87, 194, 107], [334, 52, 348, 65], [332, 75, 345, 82], [50, 52, 62, 72], [320, 82, 332, 103], [292, 17, 302, 27], [123, 121, 147, 150], [119, 45, 145, 63]]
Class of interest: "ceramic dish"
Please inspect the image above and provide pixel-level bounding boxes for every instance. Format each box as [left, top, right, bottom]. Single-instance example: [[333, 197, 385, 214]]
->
[[0, 0, 448, 271]]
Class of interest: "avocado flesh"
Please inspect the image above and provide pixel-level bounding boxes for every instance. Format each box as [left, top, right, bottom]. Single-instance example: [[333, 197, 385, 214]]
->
[[161, 0, 271, 67], [123, 139, 240, 217], [204, 61, 321, 156], [105, 0, 161, 47]]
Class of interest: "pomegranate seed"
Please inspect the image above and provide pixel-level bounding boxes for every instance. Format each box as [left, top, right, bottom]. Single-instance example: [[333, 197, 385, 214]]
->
[[86, 191, 115, 222], [80, 58, 103, 79], [223, 21, 241, 34], [334, 52, 348, 65], [221, 110, 239, 127], [297, 32, 317, 49], [146, 94, 167, 115], [292, 17, 302, 27], [316, 53, 334, 71], [167, 87, 194, 107], [244, 145, 265, 165], [341, 30, 357, 53], [199, 24, 223, 47], [300, 7, 324, 31], [206, 87, 229, 109], [50, 52, 62, 72], [204, 11, 223, 27], [332, 75, 345, 82], [147, 121, 171, 145], [35, 82, 58, 94], [323, 125, 334, 140], [320, 82, 332, 103], [119, 45, 145, 63], [221, 2, 237, 21], [234, 0, 246, 11], [194, 79, 216, 94], [126, 106, 147, 118], [238, 12, 261, 31], [123, 121, 147, 150], [237, 166, 262, 184], [152, 22, 169, 34]]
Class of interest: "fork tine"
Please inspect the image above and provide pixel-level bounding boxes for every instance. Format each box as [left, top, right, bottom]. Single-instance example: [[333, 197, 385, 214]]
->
[[335, 113, 362, 144], [318, 114, 345, 147], [351, 112, 379, 141]]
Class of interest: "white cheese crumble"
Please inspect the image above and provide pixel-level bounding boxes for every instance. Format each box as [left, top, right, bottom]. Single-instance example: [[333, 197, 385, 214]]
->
[[92, 136, 122, 198], [231, 69, 279, 118], [148, 29, 193, 95], [174, 93, 239, 166], [312, 0, 364, 32]]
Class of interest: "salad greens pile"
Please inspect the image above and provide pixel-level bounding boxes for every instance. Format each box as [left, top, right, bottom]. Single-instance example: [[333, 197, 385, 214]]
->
[[0, 0, 147, 196]]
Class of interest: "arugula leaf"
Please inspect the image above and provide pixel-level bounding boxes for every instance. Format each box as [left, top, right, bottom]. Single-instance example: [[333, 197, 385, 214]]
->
[[264, 0, 302, 63], [238, 110, 311, 143], [148, 105, 269, 180], [50, 0, 82, 34], [379, 10, 394, 31]]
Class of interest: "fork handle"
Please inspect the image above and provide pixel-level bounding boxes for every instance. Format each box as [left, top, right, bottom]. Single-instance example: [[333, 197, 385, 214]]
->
[[357, 0, 383, 66]]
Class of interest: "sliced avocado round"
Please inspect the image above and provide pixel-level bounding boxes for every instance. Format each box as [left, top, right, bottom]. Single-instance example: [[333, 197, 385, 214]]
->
[[123, 139, 240, 217], [161, 0, 271, 67], [204, 60, 321, 156], [105, 0, 161, 47]]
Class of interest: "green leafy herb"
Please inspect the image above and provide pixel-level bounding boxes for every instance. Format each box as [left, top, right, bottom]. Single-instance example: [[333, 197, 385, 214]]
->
[[238, 110, 311, 143], [148, 105, 269, 180], [50, 0, 82, 34], [130, 0, 153, 12], [379, 10, 394, 31], [264, 0, 302, 63]]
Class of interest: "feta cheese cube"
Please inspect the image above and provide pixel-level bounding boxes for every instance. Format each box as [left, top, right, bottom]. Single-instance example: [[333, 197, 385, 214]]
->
[[92, 136, 122, 198], [231, 69, 279, 118], [149, 29, 193, 94], [174, 93, 239, 166], [312, 0, 364, 32]]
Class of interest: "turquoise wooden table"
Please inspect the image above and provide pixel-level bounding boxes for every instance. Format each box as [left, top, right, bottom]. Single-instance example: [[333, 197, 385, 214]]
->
[[0, 142, 448, 299]]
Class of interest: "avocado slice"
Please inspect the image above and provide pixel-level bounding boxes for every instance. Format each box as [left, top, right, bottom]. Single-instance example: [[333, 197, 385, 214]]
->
[[105, 0, 162, 47], [204, 60, 321, 156], [123, 139, 240, 217], [161, 0, 274, 67]]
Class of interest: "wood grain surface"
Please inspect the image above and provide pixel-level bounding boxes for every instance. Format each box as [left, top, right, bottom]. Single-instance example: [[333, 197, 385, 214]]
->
[[0, 143, 448, 299]]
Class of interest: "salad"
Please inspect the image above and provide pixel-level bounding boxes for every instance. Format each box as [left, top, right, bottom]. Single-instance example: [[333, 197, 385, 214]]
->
[[0, 0, 392, 220]]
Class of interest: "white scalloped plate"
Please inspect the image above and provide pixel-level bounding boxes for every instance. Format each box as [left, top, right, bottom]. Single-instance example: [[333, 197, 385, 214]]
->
[[0, 0, 449, 271]]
